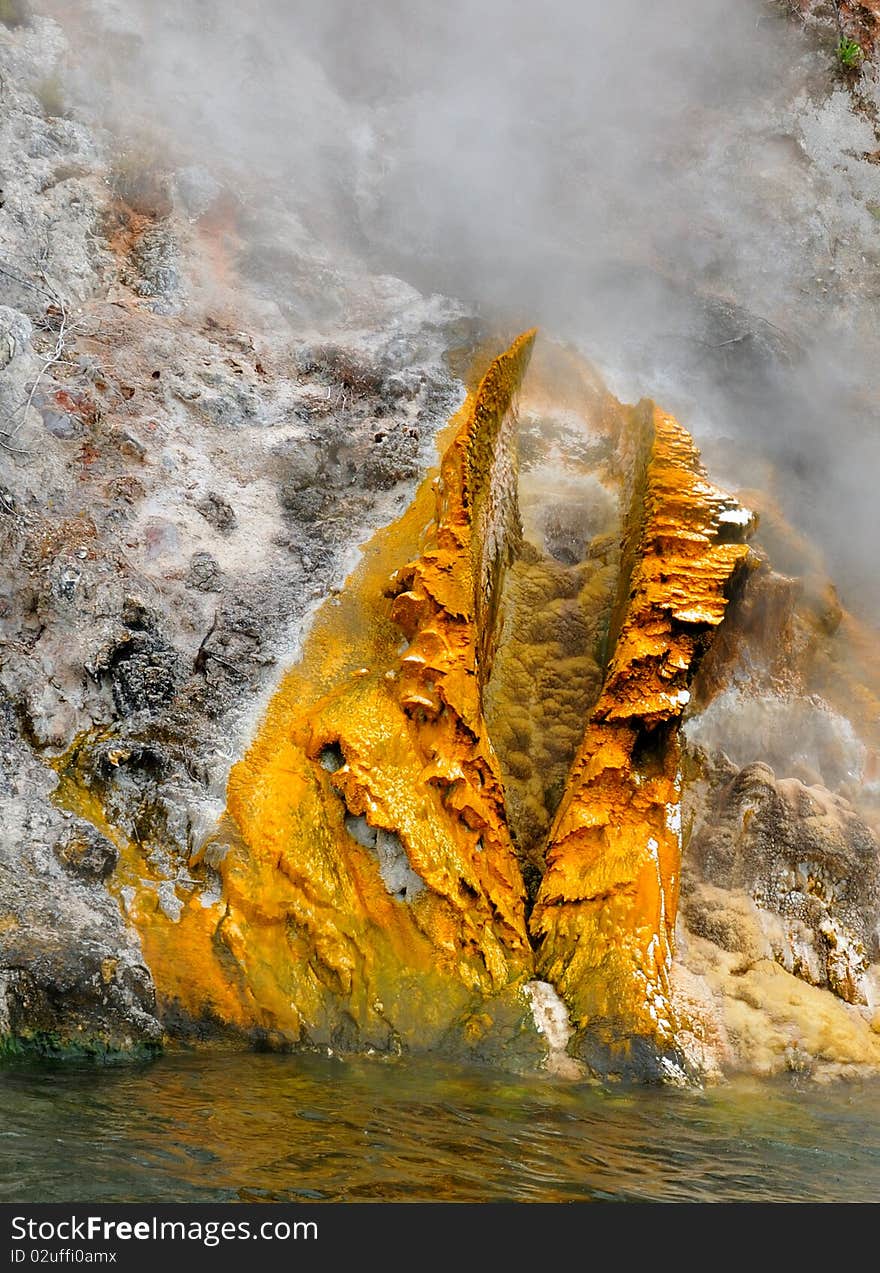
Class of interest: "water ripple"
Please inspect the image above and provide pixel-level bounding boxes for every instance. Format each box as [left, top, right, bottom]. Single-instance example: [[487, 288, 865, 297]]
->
[[1, 1053, 879, 1202]]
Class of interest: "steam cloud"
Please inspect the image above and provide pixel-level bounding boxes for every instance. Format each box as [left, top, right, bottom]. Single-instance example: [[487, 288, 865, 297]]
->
[[54, 0, 880, 616]]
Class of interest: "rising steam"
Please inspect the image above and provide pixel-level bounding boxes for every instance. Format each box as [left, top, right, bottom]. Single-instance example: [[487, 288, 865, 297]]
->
[[46, 0, 880, 616]]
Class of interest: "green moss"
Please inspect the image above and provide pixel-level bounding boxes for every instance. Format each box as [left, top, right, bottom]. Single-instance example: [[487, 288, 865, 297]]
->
[[1, 1030, 162, 1065], [837, 37, 863, 69]]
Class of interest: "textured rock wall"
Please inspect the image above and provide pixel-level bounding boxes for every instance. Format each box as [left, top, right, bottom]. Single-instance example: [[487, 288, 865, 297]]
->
[[50, 333, 544, 1064], [44, 329, 768, 1079], [530, 404, 754, 1077], [0, 6, 468, 1056], [4, 3, 880, 1081], [675, 536, 880, 1078]]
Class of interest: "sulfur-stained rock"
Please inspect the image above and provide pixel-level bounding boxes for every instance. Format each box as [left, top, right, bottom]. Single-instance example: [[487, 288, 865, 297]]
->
[[530, 402, 755, 1078], [681, 881, 773, 967], [482, 344, 632, 904], [679, 933, 880, 1078], [50, 332, 540, 1056], [3, 1, 880, 1085], [32, 304, 879, 1082], [0, 729, 163, 1058], [55, 818, 118, 881], [41, 331, 784, 1078]]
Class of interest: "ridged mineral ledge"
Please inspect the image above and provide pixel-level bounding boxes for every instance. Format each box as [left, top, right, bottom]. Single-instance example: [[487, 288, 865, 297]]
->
[[44, 332, 880, 1080]]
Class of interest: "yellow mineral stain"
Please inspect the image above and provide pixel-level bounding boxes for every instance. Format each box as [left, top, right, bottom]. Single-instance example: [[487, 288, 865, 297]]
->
[[482, 340, 632, 893], [530, 403, 754, 1066], [51, 737, 252, 1033], [53, 331, 538, 1049], [50, 331, 763, 1073]]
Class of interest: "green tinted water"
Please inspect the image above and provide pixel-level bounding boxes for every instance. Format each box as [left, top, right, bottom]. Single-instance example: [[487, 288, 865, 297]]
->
[[1, 1051, 878, 1202]]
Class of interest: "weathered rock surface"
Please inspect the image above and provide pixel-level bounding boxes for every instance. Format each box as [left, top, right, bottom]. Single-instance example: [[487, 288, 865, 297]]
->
[[0, 9, 467, 1057], [687, 762, 880, 1002], [674, 542, 880, 1077], [37, 326, 762, 1081], [0, 730, 162, 1056], [51, 332, 545, 1065], [2, 3, 880, 1084]]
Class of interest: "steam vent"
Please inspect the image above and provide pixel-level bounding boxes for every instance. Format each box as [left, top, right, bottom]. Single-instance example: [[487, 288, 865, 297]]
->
[[47, 325, 875, 1084]]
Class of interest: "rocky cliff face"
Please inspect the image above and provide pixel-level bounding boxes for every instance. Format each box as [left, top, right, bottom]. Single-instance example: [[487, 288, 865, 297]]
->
[[0, 4, 466, 1056], [29, 315, 880, 1084], [30, 322, 754, 1075], [2, 2, 880, 1081]]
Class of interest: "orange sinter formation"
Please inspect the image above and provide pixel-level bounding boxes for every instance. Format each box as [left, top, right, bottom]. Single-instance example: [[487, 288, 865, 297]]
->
[[51, 332, 757, 1076], [530, 402, 755, 1073]]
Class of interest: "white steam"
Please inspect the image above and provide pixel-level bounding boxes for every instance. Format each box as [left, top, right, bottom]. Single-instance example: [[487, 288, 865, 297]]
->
[[42, 0, 880, 615]]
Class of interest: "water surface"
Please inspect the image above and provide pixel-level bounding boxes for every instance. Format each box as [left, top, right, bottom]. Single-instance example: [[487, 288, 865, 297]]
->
[[1, 1051, 878, 1203]]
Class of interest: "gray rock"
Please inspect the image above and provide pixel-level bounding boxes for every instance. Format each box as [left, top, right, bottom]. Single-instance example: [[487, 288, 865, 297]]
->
[[0, 306, 32, 369], [196, 491, 237, 532], [375, 829, 424, 901], [0, 740, 162, 1056], [686, 762, 880, 1004], [344, 813, 377, 849], [130, 225, 181, 303], [55, 819, 118, 881], [41, 409, 81, 439], [186, 551, 223, 593], [87, 602, 181, 719]]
